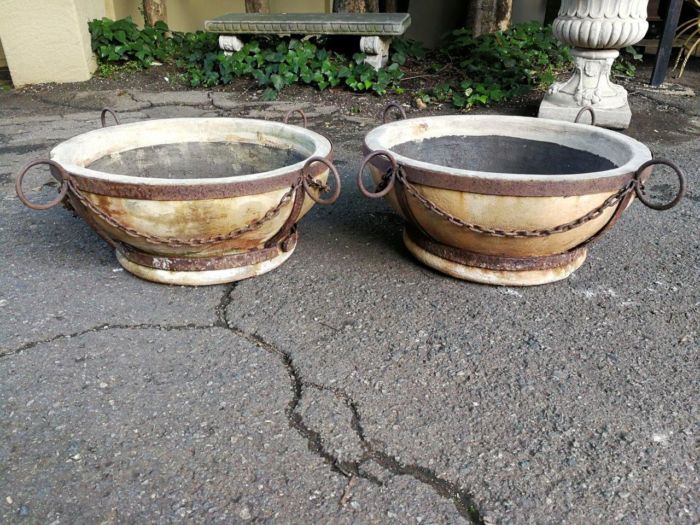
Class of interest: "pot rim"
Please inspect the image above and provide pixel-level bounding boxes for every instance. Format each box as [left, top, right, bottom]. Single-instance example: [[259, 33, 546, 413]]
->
[[50, 117, 332, 187], [363, 115, 651, 184]]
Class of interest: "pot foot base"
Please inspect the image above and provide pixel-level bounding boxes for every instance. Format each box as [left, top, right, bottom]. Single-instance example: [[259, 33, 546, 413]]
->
[[403, 228, 587, 286], [115, 235, 297, 286]]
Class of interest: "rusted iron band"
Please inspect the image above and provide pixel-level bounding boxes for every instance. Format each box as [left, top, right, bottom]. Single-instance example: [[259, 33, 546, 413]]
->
[[100, 108, 120, 128], [65, 152, 333, 201], [633, 158, 686, 210], [357, 150, 397, 198], [65, 192, 118, 249], [576, 188, 635, 248], [574, 106, 596, 126], [15, 159, 70, 210], [361, 143, 636, 197], [302, 156, 341, 205], [405, 226, 587, 272], [382, 102, 407, 123], [283, 109, 308, 128], [394, 172, 435, 241], [116, 232, 297, 272], [265, 184, 305, 249]]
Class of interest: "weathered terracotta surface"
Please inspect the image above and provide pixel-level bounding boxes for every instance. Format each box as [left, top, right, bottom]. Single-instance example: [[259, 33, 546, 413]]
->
[[403, 231, 589, 287], [76, 184, 322, 257], [50, 118, 333, 285], [363, 115, 653, 285], [115, 240, 297, 286], [369, 168, 617, 258]]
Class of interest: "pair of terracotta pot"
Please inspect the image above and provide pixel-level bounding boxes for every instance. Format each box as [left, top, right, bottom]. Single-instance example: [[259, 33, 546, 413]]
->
[[16, 107, 685, 286]]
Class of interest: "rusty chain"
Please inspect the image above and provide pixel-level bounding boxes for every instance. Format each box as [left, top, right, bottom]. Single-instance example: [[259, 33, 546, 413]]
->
[[393, 167, 636, 238], [358, 149, 685, 238], [67, 178, 321, 247], [70, 175, 331, 247], [16, 109, 342, 247], [16, 159, 333, 247]]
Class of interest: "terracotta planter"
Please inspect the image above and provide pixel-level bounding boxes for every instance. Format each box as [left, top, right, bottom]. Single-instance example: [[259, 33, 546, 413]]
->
[[358, 108, 685, 286], [16, 110, 340, 286]]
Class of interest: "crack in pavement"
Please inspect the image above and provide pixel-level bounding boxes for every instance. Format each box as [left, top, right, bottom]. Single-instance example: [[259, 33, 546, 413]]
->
[[307, 380, 485, 523], [352, 400, 485, 525], [284, 360, 383, 487], [29, 90, 220, 114], [125, 90, 153, 108], [0, 322, 216, 358], [216, 285, 486, 524], [219, 305, 384, 487], [1, 282, 486, 523], [214, 282, 237, 328]]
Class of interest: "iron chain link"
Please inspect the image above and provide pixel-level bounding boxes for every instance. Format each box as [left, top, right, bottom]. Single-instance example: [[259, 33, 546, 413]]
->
[[66, 175, 329, 248], [386, 167, 636, 239]]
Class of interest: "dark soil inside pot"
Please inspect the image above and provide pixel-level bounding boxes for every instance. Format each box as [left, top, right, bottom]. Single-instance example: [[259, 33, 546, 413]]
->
[[391, 136, 617, 175], [88, 141, 306, 179]]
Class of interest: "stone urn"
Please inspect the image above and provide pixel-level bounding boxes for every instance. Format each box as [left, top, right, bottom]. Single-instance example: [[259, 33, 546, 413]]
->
[[538, 0, 649, 129]]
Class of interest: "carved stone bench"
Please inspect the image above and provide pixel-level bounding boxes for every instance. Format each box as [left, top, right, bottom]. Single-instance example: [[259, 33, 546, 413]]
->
[[204, 13, 411, 70]]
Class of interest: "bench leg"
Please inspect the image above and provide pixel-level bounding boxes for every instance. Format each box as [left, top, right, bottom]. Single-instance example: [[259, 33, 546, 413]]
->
[[219, 35, 244, 56], [360, 36, 391, 70]]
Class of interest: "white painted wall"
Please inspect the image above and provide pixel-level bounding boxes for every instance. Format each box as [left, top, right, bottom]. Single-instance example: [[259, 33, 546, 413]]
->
[[0, 0, 105, 86]]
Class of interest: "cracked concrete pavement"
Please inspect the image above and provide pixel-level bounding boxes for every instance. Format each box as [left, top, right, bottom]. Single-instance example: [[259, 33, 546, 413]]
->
[[0, 85, 698, 524]]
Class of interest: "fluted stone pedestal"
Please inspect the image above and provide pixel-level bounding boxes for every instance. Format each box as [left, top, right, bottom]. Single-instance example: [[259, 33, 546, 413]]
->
[[539, 0, 649, 129]]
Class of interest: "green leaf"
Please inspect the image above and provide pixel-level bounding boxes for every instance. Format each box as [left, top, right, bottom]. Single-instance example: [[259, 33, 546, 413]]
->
[[452, 93, 467, 107], [270, 73, 284, 91], [352, 53, 366, 64], [88, 16, 571, 111], [262, 87, 278, 100], [391, 52, 406, 65], [252, 69, 269, 85]]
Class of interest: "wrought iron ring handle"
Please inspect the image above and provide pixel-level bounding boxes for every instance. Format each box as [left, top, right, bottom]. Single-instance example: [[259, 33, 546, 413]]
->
[[284, 109, 308, 128], [357, 150, 398, 198], [100, 108, 121, 127], [381, 102, 407, 123], [302, 157, 341, 205], [574, 106, 596, 126], [634, 158, 686, 211], [15, 159, 70, 210]]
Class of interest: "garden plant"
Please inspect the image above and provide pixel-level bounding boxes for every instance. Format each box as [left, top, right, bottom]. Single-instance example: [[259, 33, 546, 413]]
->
[[88, 17, 642, 109]]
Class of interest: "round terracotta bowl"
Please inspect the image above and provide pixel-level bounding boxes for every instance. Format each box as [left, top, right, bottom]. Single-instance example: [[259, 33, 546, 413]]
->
[[16, 115, 340, 286], [359, 114, 684, 286]]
